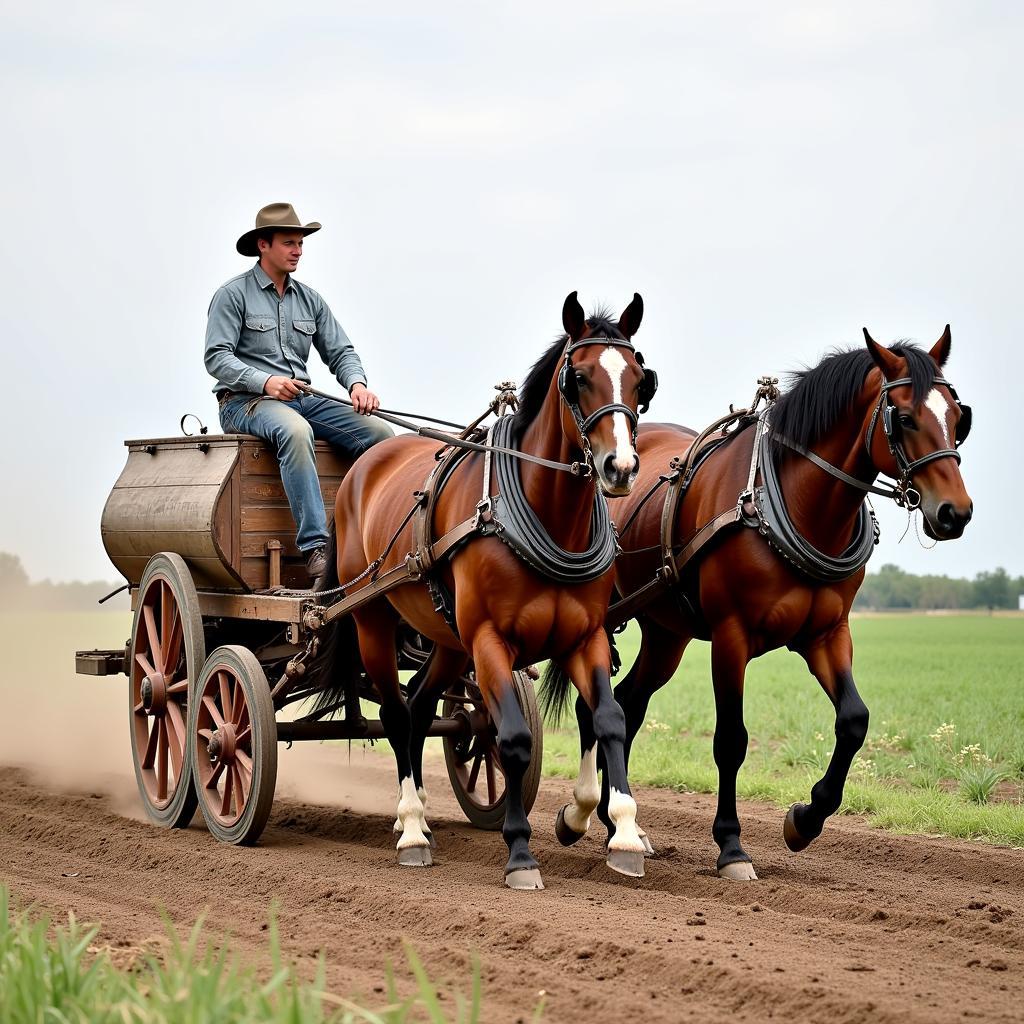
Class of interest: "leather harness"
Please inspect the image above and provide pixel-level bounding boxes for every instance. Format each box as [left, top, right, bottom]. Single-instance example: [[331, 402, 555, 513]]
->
[[607, 371, 969, 629]]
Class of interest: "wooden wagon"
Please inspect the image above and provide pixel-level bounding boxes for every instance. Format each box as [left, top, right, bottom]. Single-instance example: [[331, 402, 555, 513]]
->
[[75, 433, 542, 845]]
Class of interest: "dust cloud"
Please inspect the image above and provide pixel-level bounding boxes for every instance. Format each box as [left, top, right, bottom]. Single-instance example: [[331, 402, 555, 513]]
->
[[0, 607, 404, 824]]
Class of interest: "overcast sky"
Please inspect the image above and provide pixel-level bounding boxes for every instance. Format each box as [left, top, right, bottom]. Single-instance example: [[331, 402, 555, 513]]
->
[[2, 1, 1019, 583]]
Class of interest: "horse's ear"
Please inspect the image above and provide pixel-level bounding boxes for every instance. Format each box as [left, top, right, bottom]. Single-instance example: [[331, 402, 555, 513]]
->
[[929, 324, 952, 367], [617, 292, 644, 339], [562, 291, 586, 341], [863, 327, 902, 379]]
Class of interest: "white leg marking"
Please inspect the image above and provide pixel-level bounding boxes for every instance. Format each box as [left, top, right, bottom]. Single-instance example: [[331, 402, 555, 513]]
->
[[395, 786, 430, 835], [924, 387, 953, 447], [607, 786, 645, 853], [598, 347, 636, 473], [417, 785, 430, 835], [564, 744, 600, 834], [395, 775, 429, 850]]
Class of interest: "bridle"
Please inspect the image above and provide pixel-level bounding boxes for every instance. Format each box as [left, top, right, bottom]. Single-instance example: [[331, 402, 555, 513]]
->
[[557, 336, 659, 470], [773, 373, 971, 510], [863, 376, 972, 508]]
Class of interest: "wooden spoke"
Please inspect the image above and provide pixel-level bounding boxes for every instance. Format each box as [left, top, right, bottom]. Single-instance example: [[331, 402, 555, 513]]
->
[[142, 718, 160, 768], [135, 652, 157, 681], [467, 748, 484, 793], [206, 760, 226, 790], [198, 727, 214, 742], [235, 726, 251, 746], [221, 764, 234, 817], [236, 749, 253, 775], [167, 679, 189, 695], [232, 694, 249, 728], [157, 718, 168, 801], [203, 694, 225, 729], [143, 606, 160, 669], [233, 765, 248, 808], [166, 703, 186, 778], [163, 612, 183, 680], [134, 700, 145, 714], [218, 672, 233, 725], [160, 582, 174, 667]]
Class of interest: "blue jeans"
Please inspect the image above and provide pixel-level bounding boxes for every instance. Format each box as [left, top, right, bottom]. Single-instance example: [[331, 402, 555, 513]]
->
[[219, 393, 394, 553]]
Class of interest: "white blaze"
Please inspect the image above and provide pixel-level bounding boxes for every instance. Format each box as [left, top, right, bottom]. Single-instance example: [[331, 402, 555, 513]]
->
[[924, 387, 953, 447], [598, 347, 635, 472]]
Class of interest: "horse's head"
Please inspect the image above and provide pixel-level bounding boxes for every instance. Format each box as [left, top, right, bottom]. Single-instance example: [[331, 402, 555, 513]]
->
[[559, 292, 656, 496], [863, 326, 973, 539]]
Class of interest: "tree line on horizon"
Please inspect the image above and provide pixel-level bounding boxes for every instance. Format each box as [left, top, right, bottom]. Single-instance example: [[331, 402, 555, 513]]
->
[[0, 552, 128, 612], [854, 563, 1023, 611], [0, 551, 1020, 613]]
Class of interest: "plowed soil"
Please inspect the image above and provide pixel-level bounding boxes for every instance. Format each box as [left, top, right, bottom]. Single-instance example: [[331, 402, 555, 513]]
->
[[2, 747, 1022, 1024]]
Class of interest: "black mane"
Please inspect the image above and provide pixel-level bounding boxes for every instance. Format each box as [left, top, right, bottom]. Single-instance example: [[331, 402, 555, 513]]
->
[[770, 341, 938, 451], [512, 308, 625, 437]]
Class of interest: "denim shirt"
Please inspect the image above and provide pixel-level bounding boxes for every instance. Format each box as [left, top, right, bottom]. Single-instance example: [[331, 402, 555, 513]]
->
[[204, 263, 368, 395]]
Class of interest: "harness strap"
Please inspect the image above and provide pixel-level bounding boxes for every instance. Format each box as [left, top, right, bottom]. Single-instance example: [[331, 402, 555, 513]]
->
[[773, 434, 900, 500], [320, 507, 488, 627], [607, 505, 743, 629]]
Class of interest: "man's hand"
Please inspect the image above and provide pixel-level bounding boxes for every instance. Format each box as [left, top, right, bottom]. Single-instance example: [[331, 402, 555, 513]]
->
[[350, 383, 381, 415], [264, 376, 304, 400]]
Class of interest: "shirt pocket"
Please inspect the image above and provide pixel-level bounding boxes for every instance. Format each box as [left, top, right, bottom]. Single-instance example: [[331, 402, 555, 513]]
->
[[242, 314, 278, 356], [292, 319, 316, 360]]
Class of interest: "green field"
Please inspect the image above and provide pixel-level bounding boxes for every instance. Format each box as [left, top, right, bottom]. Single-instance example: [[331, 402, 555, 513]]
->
[[1, 611, 1021, 848], [542, 614, 1024, 846]]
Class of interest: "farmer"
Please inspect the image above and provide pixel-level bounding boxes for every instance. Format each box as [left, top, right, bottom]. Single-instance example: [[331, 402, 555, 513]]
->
[[205, 203, 393, 580]]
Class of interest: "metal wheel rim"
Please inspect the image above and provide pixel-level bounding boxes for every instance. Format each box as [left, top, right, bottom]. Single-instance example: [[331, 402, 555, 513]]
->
[[130, 572, 191, 809], [194, 661, 257, 827]]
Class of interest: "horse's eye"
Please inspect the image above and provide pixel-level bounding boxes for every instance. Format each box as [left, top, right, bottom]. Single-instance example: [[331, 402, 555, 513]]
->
[[899, 413, 917, 430], [575, 372, 588, 389]]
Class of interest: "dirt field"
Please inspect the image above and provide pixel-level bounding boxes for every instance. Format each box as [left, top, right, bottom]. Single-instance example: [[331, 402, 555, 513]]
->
[[2, 746, 1022, 1024]]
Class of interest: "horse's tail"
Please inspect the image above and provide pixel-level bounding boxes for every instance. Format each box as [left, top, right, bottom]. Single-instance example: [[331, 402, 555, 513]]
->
[[538, 661, 574, 727], [306, 522, 361, 718]]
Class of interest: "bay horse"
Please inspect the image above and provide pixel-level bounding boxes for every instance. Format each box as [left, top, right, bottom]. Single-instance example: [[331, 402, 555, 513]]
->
[[317, 293, 657, 888], [546, 327, 972, 879]]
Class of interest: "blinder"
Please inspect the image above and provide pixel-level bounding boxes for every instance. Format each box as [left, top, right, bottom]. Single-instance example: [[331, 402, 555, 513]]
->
[[635, 351, 659, 414], [557, 359, 579, 405], [956, 404, 972, 446]]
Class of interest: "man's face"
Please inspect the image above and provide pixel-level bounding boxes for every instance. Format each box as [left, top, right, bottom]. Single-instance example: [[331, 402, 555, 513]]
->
[[258, 232, 304, 275]]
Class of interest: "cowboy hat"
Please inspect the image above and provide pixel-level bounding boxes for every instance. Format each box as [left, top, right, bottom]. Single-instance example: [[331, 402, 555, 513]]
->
[[236, 202, 322, 257]]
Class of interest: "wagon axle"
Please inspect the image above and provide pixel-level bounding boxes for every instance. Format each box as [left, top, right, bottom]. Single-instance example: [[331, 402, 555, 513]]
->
[[206, 726, 236, 764], [139, 673, 167, 715]]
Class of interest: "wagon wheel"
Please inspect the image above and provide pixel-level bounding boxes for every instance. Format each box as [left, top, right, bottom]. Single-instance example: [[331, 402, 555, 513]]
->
[[129, 553, 203, 828], [443, 670, 543, 831], [190, 645, 277, 845]]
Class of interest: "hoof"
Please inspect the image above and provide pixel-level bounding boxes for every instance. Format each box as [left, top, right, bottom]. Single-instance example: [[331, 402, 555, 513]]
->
[[397, 845, 433, 867], [395, 828, 436, 850], [505, 867, 545, 890], [555, 805, 587, 847], [718, 861, 758, 881], [606, 848, 645, 878], [784, 804, 811, 853], [639, 831, 656, 858]]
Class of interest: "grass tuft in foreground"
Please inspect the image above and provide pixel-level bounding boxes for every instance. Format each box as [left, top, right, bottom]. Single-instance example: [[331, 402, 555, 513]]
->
[[0, 885, 486, 1024]]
